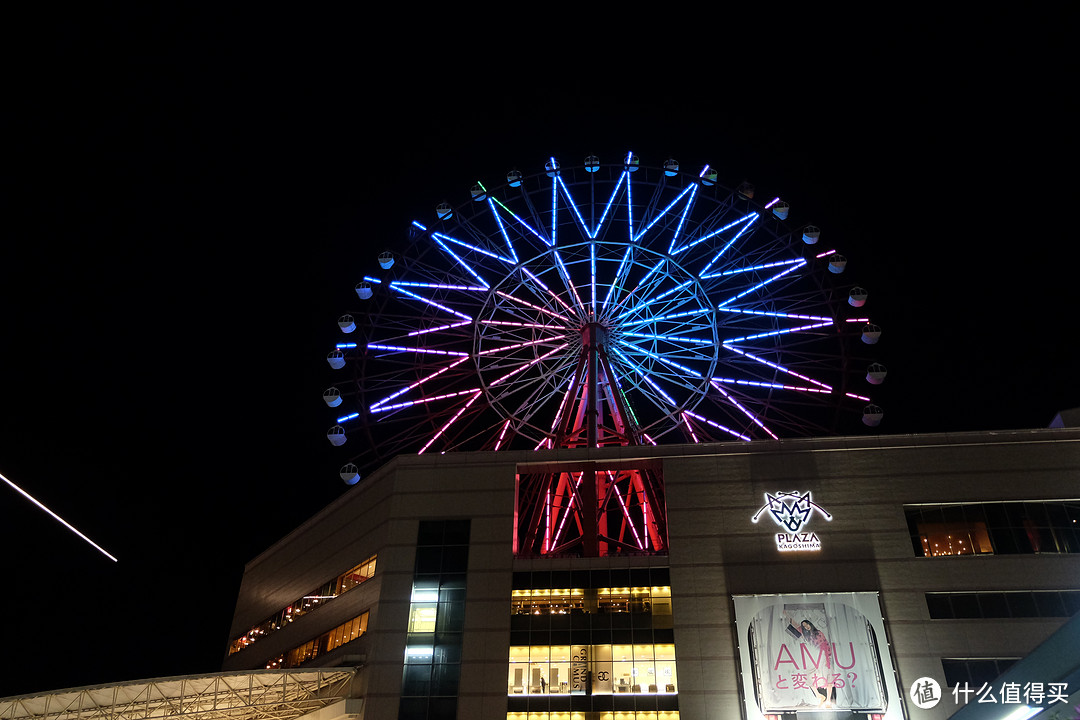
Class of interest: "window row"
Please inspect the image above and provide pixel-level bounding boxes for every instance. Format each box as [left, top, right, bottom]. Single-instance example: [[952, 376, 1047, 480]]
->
[[941, 658, 1019, 689], [513, 587, 672, 616], [265, 611, 369, 669], [906, 501, 1080, 557], [509, 644, 678, 696], [507, 714, 680, 720], [927, 591, 1080, 619], [229, 554, 376, 655]]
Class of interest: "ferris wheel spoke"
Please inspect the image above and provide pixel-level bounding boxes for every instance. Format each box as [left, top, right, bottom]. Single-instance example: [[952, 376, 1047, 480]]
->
[[721, 321, 834, 345], [721, 344, 835, 391], [494, 289, 575, 325], [715, 261, 806, 308], [390, 283, 476, 322], [370, 388, 484, 415], [591, 170, 627, 238], [701, 257, 805, 281], [671, 212, 757, 256], [708, 381, 780, 440], [682, 409, 752, 442], [486, 197, 520, 264], [369, 356, 473, 411], [428, 235, 491, 289], [699, 214, 759, 276], [417, 390, 484, 454], [476, 335, 571, 357], [432, 231, 516, 266], [630, 183, 697, 244]]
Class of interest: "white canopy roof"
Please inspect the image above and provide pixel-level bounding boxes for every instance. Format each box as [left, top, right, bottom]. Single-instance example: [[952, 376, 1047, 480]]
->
[[0, 669, 358, 720]]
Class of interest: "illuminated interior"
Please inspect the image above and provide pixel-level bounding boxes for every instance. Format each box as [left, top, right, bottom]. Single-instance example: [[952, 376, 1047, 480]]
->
[[265, 611, 369, 669], [229, 554, 376, 654], [508, 644, 677, 696], [512, 586, 672, 615]]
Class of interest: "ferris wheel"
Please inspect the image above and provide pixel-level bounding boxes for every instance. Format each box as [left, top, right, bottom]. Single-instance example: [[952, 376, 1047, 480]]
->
[[324, 153, 884, 485]]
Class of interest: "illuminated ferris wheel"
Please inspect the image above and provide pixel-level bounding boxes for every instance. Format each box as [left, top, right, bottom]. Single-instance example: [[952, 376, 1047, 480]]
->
[[324, 153, 884, 486]]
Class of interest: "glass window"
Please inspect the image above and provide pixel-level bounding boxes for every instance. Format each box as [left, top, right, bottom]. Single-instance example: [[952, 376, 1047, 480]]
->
[[907, 502, 1080, 558]]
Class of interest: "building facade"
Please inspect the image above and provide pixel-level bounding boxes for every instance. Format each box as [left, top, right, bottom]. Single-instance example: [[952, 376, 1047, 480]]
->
[[222, 427, 1080, 720]]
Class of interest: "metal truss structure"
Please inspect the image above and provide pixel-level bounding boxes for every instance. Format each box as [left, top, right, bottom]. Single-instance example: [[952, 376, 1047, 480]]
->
[[0, 670, 356, 720]]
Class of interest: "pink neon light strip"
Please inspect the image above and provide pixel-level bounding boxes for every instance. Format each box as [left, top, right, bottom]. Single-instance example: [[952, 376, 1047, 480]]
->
[[681, 413, 701, 443], [407, 321, 471, 337], [722, 344, 833, 391], [520, 267, 576, 315], [845, 318, 870, 323], [370, 356, 470, 410], [476, 336, 568, 357], [372, 388, 482, 414], [815, 248, 836, 259], [711, 377, 832, 394], [480, 320, 567, 331], [495, 290, 573, 323], [418, 390, 483, 454], [488, 343, 570, 387], [710, 380, 778, 440], [493, 419, 512, 451], [609, 473, 645, 550], [845, 392, 871, 402], [683, 409, 752, 441], [551, 472, 581, 550]]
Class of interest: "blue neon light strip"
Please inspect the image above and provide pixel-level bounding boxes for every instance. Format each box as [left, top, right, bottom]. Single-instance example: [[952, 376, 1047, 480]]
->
[[519, 267, 576, 314], [432, 232, 514, 266], [716, 261, 805, 308], [699, 214, 759, 276], [556, 175, 592, 238], [429, 237, 490, 289], [367, 344, 470, 357], [615, 279, 693, 320], [672, 213, 757, 256], [621, 306, 712, 327], [336, 412, 360, 423], [632, 184, 694, 243], [490, 196, 550, 245], [626, 154, 634, 241], [336, 343, 358, 349], [391, 283, 474, 321], [593, 171, 626, 237], [620, 331, 714, 346], [486, 198, 518, 264], [717, 307, 831, 322], [362, 276, 383, 284], [611, 347, 677, 406], [701, 258, 805, 280], [666, 184, 697, 253], [601, 243, 634, 312], [615, 339, 702, 378], [412, 220, 428, 231], [390, 280, 488, 291]]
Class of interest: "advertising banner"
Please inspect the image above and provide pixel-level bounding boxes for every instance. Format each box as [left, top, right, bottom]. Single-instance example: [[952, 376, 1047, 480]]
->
[[733, 592, 904, 719]]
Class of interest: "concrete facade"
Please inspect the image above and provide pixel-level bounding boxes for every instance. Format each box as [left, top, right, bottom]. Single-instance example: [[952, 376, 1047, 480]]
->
[[224, 427, 1080, 720]]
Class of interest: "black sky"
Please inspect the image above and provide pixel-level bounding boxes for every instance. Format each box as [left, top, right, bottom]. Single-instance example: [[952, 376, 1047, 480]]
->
[[1, 9, 1075, 697]]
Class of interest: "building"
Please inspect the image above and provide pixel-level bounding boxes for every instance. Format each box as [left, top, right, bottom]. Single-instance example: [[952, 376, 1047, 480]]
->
[[221, 427, 1080, 720]]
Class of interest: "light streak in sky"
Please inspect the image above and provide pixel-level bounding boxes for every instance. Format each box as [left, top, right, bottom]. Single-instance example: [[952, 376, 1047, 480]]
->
[[1, 470, 118, 562]]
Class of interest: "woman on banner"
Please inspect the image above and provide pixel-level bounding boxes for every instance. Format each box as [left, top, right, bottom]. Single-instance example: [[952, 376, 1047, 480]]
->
[[783, 611, 836, 708]]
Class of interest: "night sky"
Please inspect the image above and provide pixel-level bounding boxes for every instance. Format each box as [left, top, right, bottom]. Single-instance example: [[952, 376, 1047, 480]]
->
[[1, 10, 1075, 697]]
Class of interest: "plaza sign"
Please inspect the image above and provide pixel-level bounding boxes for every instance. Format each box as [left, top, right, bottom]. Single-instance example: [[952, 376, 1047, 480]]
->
[[751, 491, 832, 552]]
